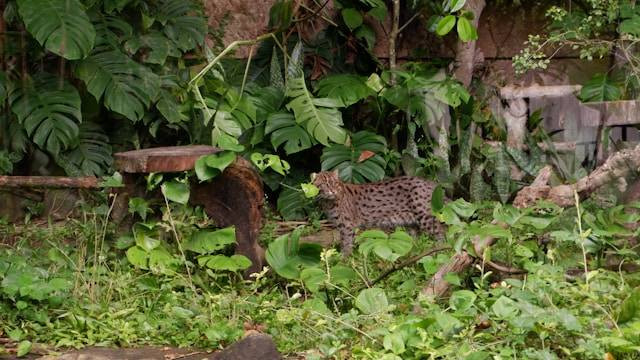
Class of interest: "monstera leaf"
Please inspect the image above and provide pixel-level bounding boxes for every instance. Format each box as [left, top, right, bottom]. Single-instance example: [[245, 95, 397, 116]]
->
[[580, 73, 622, 102], [76, 48, 160, 121], [285, 77, 347, 146], [321, 131, 387, 184], [125, 31, 177, 65], [92, 13, 133, 47], [9, 75, 81, 155], [315, 74, 375, 106], [157, 0, 206, 52], [60, 122, 113, 176], [265, 112, 313, 155], [17, 0, 95, 60]]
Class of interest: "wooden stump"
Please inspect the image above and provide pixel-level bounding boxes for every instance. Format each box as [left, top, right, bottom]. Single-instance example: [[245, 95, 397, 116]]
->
[[113, 145, 265, 276]]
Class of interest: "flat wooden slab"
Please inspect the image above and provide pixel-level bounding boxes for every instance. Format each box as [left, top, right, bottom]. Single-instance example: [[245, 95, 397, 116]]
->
[[114, 145, 221, 173]]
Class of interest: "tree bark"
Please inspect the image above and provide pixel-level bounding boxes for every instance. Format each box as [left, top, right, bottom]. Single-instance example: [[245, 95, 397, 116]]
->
[[452, 0, 486, 87]]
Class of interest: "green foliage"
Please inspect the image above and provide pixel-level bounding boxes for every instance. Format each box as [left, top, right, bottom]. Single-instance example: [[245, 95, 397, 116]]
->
[[195, 151, 236, 182], [265, 112, 313, 154], [316, 74, 375, 107], [285, 77, 347, 146], [17, 0, 96, 60], [321, 131, 387, 183], [265, 228, 322, 279], [357, 229, 413, 262], [580, 73, 623, 102], [76, 48, 160, 122], [9, 75, 81, 155]]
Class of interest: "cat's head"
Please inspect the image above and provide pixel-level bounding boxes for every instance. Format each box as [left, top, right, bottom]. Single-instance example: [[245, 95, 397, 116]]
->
[[311, 170, 342, 200]]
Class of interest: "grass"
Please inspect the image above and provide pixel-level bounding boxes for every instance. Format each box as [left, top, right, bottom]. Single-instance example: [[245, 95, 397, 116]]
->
[[1, 199, 640, 359]]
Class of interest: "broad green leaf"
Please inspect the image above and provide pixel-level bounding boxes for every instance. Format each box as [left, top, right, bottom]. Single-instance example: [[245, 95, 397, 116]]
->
[[342, 8, 363, 30], [356, 288, 389, 315], [618, 287, 640, 324], [148, 247, 178, 274], [580, 73, 622, 102], [368, 5, 387, 21], [285, 77, 347, 146], [128, 197, 152, 221], [329, 265, 357, 284], [355, 24, 376, 50], [456, 16, 477, 42], [16, 340, 32, 357], [17, 0, 95, 60], [161, 181, 190, 204], [157, 0, 206, 51], [126, 246, 149, 269], [195, 156, 219, 182], [99, 172, 124, 188], [448, 198, 477, 218], [125, 31, 173, 65], [61, 122, 113, 176], [269, 46, 285, 90], [251, 153, 290, 175], [316, 74, 374, 107], [321, 131, 387, 184], [436, 15, 456, 36], [9, 75, 81, 155], [268, 0, 293, 31], [202, 254, 252, 272], [205, 151, 236, 172], [358, 230, 413, 262], [75, 48, 160, 121], [620, 15, 640, 36], [492, 296, 519, 319], [383, 332, 406, 354], [431, 185, 445, 213], [266, 112, 313, 155], [300, 183, 319, 198], [265, 229, 322, 279], [464, 352, 489, 360], [185, 227, 236, 254], [217, 133, 245, 152], [133, 223, 160, 251], [277, 186, 310, 221], [447, 0, 467, 12], [300, 267, 326, 292], [450, 290, 476, 311]]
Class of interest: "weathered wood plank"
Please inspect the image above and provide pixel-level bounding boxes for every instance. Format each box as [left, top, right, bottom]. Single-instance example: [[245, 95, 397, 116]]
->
[[114, 145, 220, 173], [0, 176, 99, 188]]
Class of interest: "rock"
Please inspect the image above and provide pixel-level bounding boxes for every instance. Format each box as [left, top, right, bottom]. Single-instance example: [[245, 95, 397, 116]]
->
[[210, 334, 281, 360]]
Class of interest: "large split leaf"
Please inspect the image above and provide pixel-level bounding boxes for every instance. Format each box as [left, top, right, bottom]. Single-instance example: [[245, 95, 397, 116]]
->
[[580, 73, 622, 102], [285, 77, 347, 146], [156, 0, 206, 52], [265, 112, 312, 155], [9, 75, 81, 155], [17, 0, 95, 60], [60, 122, 113, 176], [76, 48, 160, 121], [315, 74, 375, 107], [320, 131, 387, 183]]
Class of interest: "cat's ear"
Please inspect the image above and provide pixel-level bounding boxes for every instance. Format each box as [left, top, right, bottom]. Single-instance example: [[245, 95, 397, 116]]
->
[[310, 173, 317, 182], [331, 169, 339, 177]]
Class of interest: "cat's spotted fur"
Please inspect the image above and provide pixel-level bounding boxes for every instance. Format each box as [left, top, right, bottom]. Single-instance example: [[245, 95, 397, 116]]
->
[[312, 170, 445, 255]]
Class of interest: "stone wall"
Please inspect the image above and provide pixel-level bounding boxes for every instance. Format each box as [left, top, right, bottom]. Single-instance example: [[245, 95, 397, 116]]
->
[[203, 0, 607, 84]]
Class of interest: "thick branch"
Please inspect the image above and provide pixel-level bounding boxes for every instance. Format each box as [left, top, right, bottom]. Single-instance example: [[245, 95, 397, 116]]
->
[[514, 144, 640, 208]]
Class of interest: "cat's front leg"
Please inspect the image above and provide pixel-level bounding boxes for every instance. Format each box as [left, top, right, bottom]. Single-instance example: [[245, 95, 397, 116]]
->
[[337, 223, 355, 257]]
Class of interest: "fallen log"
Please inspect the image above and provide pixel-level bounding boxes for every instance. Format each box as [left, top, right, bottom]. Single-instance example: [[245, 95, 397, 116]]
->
[[421, 230, 499, 298], [0, 176, 100, 188], [514, 143, 640, 208]]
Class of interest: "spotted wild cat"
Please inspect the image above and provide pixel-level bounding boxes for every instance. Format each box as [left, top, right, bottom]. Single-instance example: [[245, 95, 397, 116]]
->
[[311, 170, 445, 255]]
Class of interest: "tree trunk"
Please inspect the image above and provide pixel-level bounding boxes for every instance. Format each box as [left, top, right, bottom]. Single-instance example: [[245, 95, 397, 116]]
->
[[452, 0, 486, 87]]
